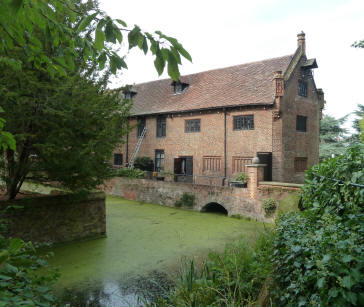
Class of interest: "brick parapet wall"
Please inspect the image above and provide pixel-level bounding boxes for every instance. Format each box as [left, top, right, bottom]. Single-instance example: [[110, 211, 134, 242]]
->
[[0, 192, 106, 244]]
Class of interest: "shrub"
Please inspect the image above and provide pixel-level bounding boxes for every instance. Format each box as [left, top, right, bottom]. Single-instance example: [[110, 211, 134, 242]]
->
[[234, 172, 247, 183], [115, 168, 145, 179], [149, 232, 273, 306], [174, 193, 195, 208], [273, 144, 364, 306], [0, 223, 59, 306], [262, 198, 277, 217], [134, 157, 154, 172]]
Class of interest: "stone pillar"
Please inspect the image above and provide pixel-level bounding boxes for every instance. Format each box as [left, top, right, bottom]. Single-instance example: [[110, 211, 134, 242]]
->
[[246, 164, 266, 199]]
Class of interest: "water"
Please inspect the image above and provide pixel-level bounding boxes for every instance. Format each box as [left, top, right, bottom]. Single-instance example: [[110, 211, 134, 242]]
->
[[48, 196, 266, 306]]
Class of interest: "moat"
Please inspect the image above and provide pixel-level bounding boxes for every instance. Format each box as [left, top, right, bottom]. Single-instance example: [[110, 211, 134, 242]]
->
[[49, 196, 266, 306]]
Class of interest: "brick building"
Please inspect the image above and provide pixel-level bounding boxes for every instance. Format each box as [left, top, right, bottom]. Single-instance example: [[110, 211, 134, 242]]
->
[[113, 32, 325, 183]]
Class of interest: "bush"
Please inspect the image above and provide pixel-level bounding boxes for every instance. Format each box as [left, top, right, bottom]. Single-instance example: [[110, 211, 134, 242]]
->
[[115, 168, 145, 179], [134, 157, 154, 172], [174, 193, 195, 208], [273, 144, 364, 306], [234, 172, 247, 183], [0, 223, 59, 306], [262, 198, 277, 217], [149, 232, 273, 306]]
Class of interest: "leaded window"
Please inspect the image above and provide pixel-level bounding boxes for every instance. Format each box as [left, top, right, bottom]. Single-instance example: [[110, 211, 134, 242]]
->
[[185, 119, 200, 133], [114, 153, 123, 166], [156, 116, 166, 137], [155, 150, 164, 172], [233, 115, 254, 130], [298, 79, 307, 97], [137, 118, 146, 137], [296, 115, 307, 132]]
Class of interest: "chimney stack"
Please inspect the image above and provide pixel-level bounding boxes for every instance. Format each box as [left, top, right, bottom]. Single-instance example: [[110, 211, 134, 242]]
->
[[297, 31, 306, 54]]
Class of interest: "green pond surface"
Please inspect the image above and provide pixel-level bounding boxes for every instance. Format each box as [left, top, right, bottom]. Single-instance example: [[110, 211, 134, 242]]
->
[[48, 196, 266, 306]]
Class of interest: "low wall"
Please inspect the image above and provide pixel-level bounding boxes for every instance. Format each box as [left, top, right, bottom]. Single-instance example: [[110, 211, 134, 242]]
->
[[105, 177, 266, 220], [0, 192, 106, 244]]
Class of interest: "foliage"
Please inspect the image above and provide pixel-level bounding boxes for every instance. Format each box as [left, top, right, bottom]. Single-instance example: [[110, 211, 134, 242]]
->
[[319, 114, 348, 160], [134, 156, 154, 172], [174, 193, 195, 208], [360, 116, 364, 143], [352, 40, 364, 48], [0, 225, 59, 306], [115, 167, 145, 179], [0, 107, 16, 152], [262, 198, 277, 217], [234, 172, 247, 183], [149, 233, 273, 307], [0, 0, 191, 80], [273, 144, 364, 306]]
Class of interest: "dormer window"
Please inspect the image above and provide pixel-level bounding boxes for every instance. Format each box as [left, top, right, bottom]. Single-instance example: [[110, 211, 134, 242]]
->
[[173, 81, 189, 94], [124, 90, 136, 99]]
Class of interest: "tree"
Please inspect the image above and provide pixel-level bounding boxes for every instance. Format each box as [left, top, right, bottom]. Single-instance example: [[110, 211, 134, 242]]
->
[[0, 0, 191, 80], [319, 115, 348, 160]]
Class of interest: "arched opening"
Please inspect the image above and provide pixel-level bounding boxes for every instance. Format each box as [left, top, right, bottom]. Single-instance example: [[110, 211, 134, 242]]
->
[[201, 202, 228, 215]]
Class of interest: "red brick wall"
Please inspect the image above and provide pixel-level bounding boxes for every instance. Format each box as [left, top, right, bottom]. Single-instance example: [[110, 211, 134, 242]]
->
[[114, 108, 274, 181]]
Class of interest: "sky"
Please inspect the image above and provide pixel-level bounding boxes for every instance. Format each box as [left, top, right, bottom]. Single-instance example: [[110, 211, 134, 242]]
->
[[100, 0, 364, 129]]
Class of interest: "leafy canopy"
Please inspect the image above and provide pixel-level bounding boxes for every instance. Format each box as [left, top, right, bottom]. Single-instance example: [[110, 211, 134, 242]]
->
[[0, 0, 192, 80]]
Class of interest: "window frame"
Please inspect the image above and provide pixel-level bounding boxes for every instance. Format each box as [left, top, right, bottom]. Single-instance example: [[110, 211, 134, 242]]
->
[[113, 153, 123, 166], [156, 116, 166, 138], [296, 115, 307, 132], [294, 157, 308, 172], [185, 119, 201, 133], [233, 115, 254, 131], [137, 117, 146, 137], [155, 149, 165, 172], [298, 79, 308, 97]]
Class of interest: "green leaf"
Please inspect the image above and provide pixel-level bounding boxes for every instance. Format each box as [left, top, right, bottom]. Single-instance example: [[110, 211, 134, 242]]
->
[[115, 19, 127, 27], [142, 36, 148, 55], [317, 277, 325, 288], [8, 238, 25, 254], [154, 49, 165, 76], [77, 12, 98, 33], [167, 51, 179, 81], [342, 276, 355, 289], [95, 28, 106, 51], [128, 26, 141, 49], [0, 250, 10, 266]]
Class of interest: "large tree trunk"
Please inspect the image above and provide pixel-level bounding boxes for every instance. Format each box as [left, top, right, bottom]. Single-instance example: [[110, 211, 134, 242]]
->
[[4, 142, 30, 200]]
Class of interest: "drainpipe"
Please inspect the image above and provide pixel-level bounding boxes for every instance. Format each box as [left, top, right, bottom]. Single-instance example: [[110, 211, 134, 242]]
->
[[126, 120, 129, 165], [223, 109, 227, 186]]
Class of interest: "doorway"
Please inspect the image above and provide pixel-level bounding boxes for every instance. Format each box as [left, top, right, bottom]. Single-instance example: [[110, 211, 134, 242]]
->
[[257, 152, 272, 181], [174, 156, 193, 183]]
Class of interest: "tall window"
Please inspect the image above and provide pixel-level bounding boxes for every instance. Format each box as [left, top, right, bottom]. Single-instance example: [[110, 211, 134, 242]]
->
[[298, 79, 307, 97], [233, 115, 254, 130], [296, 115, 307, 132], [185, 119, 201, 133], [156, 116, 166, 138], [137, 117, 146, 137], [155, 150, 164, 172], [114, 153, 123, 166], [295, 157, 308, 172]]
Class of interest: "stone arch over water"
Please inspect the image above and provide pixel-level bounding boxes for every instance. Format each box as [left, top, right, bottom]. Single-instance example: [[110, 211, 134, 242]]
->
[[201, 202, 228, 215]]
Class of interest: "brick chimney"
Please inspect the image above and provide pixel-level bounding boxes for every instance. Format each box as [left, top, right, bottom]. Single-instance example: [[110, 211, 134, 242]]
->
[[273, 71, 284, 97], [297, 31, 306, 54]]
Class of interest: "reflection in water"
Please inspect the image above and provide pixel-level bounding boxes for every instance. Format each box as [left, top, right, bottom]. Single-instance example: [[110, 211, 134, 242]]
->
[[59, 271, 173, 306]]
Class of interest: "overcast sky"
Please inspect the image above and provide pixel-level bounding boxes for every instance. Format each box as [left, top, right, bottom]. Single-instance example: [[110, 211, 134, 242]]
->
[[100, 0, 364, 127]]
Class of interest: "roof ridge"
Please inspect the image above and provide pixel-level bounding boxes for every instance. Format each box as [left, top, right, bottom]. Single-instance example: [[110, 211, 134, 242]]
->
[[132, 54, 294, 87]]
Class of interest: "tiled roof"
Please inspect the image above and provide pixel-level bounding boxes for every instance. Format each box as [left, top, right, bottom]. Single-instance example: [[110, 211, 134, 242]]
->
[[130, 55, 293, 116]]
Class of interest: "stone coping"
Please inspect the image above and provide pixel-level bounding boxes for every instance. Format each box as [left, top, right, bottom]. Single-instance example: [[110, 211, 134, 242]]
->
[[259, 181, 303, 188], [246, 164, 267, 167]]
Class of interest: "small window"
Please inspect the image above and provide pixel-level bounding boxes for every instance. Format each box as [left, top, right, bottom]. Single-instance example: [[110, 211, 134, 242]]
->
[[298, 80, 307, 97], [185, 119, 200, 133], [173, 81, 188, 94], [114, 153, 123, 166], [156, 116, 166, 138], [296, 115, 307, 132], [295, 157, 307, 172], [155, 150, 164, 172], [203, 156, 221, 172], [233, 115, 254, 130], [124, 91, 136, 99], [137, 118, 146, 137]]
